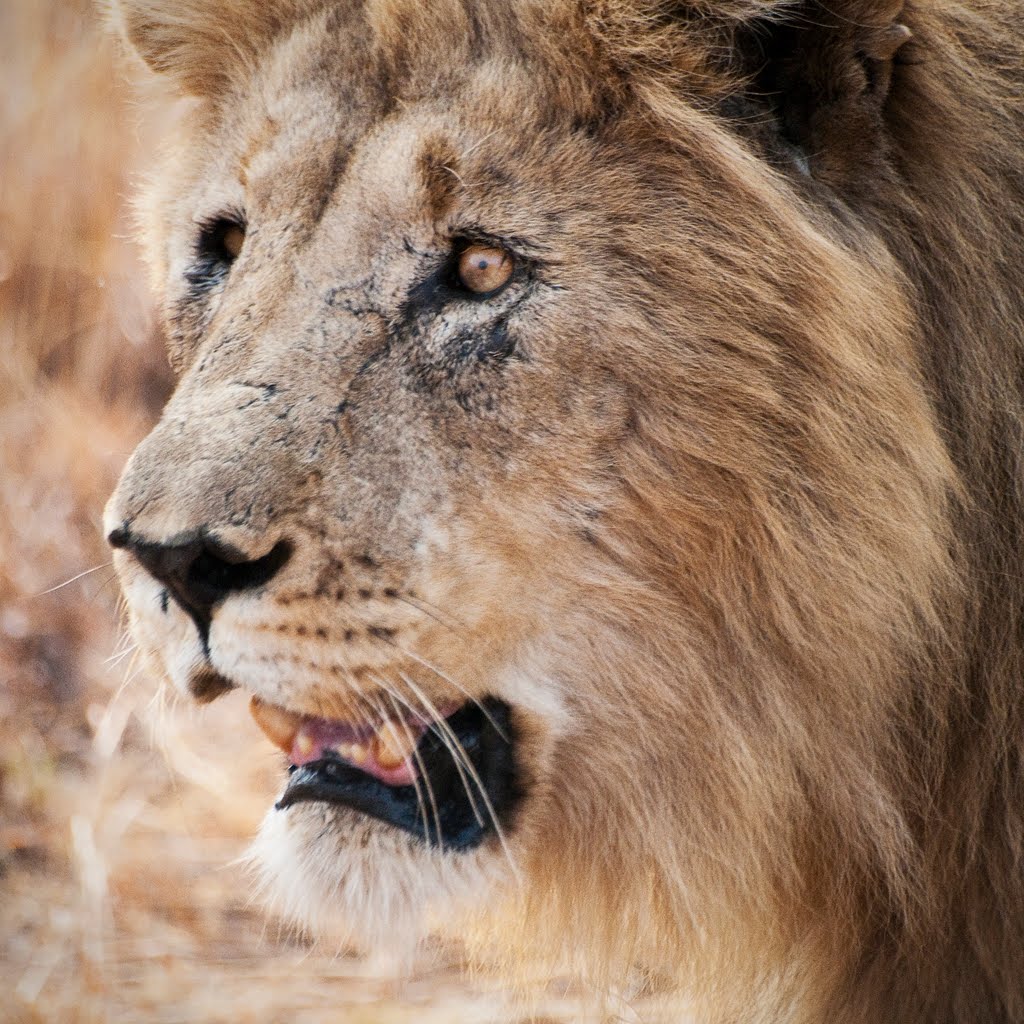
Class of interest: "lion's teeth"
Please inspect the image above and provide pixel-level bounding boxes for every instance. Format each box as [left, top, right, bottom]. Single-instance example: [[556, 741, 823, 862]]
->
[[249, 695, 301, 753], [374, 720, 418, 770], [338, 741, 369, 765], [249, 697, 422, 776]]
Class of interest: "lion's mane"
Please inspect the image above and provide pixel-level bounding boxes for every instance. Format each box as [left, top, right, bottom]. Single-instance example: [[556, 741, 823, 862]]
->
[[108, 1, 1024, 1020]]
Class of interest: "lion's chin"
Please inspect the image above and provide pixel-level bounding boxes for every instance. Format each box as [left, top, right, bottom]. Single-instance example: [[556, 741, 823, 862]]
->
[[249, 797, 512, 955], [241, 692, 526, 952]]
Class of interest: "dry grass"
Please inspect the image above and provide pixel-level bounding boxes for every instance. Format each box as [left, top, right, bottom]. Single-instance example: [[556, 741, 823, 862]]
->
[[0, 4, 604, 1021]]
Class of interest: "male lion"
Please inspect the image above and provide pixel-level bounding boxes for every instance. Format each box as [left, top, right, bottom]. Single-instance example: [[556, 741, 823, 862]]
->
[[105, 0, 1024, 1020]]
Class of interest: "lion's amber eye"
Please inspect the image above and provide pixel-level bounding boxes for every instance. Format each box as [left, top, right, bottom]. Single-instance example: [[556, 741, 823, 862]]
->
[[221, 223, 245, 261], [198, 217, 246, 268], [457, 244, 513, 294]]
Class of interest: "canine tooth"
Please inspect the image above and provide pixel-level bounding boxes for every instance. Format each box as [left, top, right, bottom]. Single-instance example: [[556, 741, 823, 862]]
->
[[249, 696, 300, 753], [296, 731, 315, 757], [375, 720, 417, 770]]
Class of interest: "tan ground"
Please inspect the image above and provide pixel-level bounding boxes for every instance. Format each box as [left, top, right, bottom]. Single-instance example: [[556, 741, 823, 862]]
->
[[0, 4, 626, 1021]]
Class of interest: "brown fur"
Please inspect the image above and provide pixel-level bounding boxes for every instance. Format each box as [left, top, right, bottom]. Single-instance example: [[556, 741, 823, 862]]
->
[[105, 1, 1024, 1020]]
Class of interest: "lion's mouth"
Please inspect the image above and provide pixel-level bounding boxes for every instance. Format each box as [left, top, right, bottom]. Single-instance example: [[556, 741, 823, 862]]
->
[[250, 696, 518, 851]]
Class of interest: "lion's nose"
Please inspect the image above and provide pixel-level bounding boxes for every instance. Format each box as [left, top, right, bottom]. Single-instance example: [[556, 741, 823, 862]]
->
[[107, 527, 292, 625]]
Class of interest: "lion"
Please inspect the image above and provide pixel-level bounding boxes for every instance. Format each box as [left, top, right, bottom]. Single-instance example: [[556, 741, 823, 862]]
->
[[104, 0, 1024, 1020]]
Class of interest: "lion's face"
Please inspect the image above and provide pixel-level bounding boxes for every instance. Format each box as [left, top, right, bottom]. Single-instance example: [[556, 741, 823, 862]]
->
[[107, 0, 955, 987]]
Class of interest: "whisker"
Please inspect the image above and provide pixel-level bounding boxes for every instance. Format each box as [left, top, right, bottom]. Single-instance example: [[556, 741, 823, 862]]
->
[[391, 594, 507, 692], [372, 678, 450, 849], [103, 642, 137, 671], [352, 688, 380, 732], [396, 672, 521, 883], [395, 594, 466, 634], [459, 127, 500, 161], [361, 631, 519, 870], [396, 672, 486, 828], [36, 560, 113, 596], [87, 569, 123, 604], [373, 681, 442, 848], [368, 627, 509, 744], [104, 628, 137, 666]]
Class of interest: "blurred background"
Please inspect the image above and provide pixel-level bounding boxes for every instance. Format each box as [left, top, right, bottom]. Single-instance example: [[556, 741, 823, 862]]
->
[[0, 3, 603, 1021]]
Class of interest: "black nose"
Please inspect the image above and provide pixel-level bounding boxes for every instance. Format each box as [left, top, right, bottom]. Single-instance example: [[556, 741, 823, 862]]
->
[[108, 527, 292, 628]]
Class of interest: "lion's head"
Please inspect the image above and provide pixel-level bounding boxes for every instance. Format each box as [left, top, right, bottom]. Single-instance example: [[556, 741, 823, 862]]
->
[[105, 1, 1024, 1020]]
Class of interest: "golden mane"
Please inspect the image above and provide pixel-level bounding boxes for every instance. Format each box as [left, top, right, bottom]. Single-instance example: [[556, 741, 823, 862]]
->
[[107, 1, 1024, 1020]]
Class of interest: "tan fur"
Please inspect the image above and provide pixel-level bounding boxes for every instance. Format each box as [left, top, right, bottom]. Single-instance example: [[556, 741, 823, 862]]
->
[[105, 1, 1024, 1020]]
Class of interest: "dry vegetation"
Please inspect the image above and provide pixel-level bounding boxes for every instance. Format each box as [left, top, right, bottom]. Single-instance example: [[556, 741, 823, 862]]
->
[[0, 4, 608, 1021]]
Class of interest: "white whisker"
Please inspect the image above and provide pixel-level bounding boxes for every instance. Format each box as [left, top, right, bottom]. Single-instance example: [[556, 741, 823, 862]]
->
[[381, 635, 510, 744], [373, 681, 442, 847], [396, 672, 521, 884], [36, 560, 113, 596], [396, 672, 486, 829], [395, 593, 466, 633]]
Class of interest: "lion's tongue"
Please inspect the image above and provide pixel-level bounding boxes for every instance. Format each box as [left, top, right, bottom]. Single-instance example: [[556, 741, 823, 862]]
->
[[249, 696, 425, 787]]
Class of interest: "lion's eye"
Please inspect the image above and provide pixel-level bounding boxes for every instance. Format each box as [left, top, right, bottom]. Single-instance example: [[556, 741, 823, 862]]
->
[[221, 223, 245, 260], [198, 217, 246, 267], [457, 244, 514, 295]]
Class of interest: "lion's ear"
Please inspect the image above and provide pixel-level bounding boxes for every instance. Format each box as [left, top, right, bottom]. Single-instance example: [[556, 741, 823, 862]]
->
[[733, 0, 912, 170], [655, 0, 915, 184], [108, 0, 312, 95]]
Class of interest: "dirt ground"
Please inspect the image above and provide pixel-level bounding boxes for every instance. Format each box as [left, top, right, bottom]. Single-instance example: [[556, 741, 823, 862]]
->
[[0, 4, 636, 1022]]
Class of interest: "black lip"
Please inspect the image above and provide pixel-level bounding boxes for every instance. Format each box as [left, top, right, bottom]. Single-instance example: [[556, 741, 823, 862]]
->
[[275, 698, 518, 852]]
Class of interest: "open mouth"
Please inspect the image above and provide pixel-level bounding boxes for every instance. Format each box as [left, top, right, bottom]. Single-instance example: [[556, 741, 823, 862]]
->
[[250, 696, 518, 851]]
